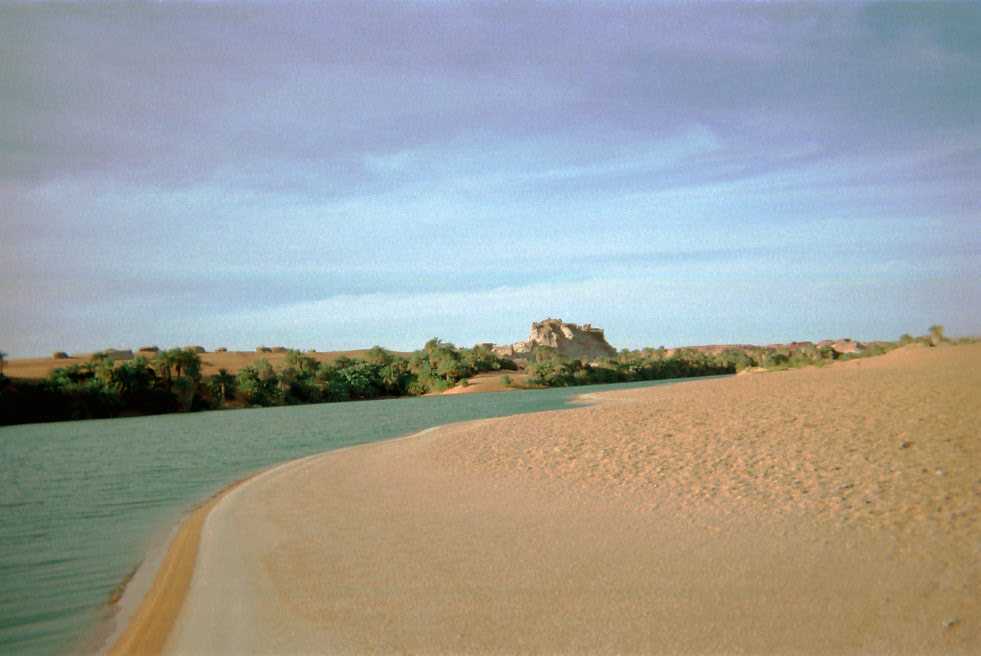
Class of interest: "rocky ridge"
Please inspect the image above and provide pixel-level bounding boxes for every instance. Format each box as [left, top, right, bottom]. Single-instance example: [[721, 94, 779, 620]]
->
[[491, 319, 617, 362]]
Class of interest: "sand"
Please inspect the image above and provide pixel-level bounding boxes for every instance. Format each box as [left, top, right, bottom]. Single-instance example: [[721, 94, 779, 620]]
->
[[115, 344, 980, 654], [105, 478, 254, 656], [435, 371, 533, 395]]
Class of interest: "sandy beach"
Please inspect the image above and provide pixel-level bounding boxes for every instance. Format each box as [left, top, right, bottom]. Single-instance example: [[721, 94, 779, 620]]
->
[[114, 344, 980, 654]]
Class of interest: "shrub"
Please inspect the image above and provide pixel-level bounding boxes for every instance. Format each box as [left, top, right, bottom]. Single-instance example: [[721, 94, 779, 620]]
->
[[52, 352, 70, 359], [215, 347, 228, 352], [256, 346, 272, 353], [237, 359, 280, 406], [184, 345, 206, 354], [500, 374, 512, 387], [762, 351, 790, 369], [137, 346, 160, 353]]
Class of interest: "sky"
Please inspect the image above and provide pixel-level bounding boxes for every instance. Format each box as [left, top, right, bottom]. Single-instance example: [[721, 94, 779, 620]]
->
[[1, 2, 979, 357]]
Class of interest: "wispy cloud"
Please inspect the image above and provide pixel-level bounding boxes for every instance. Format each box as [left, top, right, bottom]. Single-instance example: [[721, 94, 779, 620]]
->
[[1, 2, 979, 355]]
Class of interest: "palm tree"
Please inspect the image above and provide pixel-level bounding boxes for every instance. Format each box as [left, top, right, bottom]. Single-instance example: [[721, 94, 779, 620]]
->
[[211, 368, 236, 403], [153, 350, 177, 385], [279, 366, 299, 396], [173, 349, 201, 380]]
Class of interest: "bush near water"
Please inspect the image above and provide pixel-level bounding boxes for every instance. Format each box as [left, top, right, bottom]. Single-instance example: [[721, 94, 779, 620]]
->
[[0, 341, 513, 425], [0, 328, 968, 426]]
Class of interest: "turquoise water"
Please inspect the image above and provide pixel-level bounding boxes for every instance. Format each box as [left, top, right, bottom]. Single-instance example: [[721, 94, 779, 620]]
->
[[0, 379, 688, 655]]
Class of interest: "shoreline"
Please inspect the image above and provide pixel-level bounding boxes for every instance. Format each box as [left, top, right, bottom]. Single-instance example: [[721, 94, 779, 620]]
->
[[103, 476, 251, 656], [102, 425, 450, 655], [104, 347, 980, 652], [99, 382, 639, 654]]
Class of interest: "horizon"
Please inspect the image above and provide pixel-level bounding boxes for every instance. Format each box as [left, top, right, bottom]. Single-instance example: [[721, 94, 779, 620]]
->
[[0, 317, 959, 360], [2, 2, 979, 358]]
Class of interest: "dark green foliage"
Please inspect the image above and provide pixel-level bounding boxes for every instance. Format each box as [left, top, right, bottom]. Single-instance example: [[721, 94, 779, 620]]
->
[[379, 359, 413, 396], [236, 359, 281, 406], [1, 371, 124, 423], [530, 344, 739, 387], [112, 356, 156, 397], [210, 369, 236, 405], [0, 338, 512, 424], [334, 361, 382, 399], [402, 339, 516, 394], [762, 351, 790, 368], [1, 327, 949, 426], [173, 376, 197, 411]]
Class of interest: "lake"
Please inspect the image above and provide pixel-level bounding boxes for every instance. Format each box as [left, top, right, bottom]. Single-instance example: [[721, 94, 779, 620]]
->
[[0, 378, 691, 655]]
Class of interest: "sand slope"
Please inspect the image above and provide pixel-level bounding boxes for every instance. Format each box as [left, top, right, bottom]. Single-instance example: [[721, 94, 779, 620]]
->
[[154, 344, 979, 654]]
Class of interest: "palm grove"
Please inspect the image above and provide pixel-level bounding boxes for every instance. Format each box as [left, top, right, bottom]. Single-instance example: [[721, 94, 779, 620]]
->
[[0, 326, 961, 426], [0, 341, 518, 424]]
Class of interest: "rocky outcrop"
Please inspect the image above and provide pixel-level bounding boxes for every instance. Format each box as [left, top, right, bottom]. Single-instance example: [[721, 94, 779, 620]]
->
[[815, 339, 865, 355], [831, 339, 864, 355], [492, 319, 617, 362]]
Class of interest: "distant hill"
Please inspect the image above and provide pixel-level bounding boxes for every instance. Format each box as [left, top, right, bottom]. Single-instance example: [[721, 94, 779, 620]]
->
[[490, 318, 617, 362]]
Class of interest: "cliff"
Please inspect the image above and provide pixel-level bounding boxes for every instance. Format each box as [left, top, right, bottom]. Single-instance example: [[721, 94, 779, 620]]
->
[[492, 319, 617, 362]]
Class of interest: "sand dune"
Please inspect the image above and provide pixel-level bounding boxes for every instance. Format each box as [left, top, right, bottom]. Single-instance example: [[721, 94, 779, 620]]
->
[[117, 344, 980, 654]]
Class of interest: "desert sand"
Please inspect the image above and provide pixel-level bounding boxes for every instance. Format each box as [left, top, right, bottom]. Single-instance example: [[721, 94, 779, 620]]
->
[[434, 371, 532, 395], [114, 344, 980, 655]]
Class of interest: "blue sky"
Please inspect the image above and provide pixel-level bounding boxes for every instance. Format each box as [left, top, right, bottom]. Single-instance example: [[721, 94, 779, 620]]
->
[[1, 2, 979, 356]]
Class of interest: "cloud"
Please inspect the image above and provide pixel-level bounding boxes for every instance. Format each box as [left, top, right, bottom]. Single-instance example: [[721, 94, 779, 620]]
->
[[1, 2, 979, 355], [3, 2, 977, 190]]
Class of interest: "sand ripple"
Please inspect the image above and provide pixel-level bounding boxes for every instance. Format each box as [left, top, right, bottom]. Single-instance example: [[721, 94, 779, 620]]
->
[[431, 345, 981, 535]]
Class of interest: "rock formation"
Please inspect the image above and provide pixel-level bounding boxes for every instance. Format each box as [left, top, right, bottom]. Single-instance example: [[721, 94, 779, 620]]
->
[[492, 319, 617, 361]]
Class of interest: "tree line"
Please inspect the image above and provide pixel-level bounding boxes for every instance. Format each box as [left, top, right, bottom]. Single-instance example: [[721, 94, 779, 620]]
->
[[0, 340, 516, 425], [523, 325, 964, 387], [0, 326, 970, 426]]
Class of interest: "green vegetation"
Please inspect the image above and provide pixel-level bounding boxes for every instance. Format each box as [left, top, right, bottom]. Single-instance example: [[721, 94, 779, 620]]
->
[[0, 342, 517, 426], [524, 325, 968, 388], [0, 326, 971, 426], [526, 345, 735, 387]]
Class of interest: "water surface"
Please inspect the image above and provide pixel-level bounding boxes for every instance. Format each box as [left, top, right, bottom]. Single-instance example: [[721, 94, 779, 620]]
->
[[0, 379, 690, 655]]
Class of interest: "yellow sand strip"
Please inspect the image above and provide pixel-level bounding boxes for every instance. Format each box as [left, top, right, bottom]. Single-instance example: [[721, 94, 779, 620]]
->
[[106, 480, 247, 656], [114, 345, 981, 654]]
